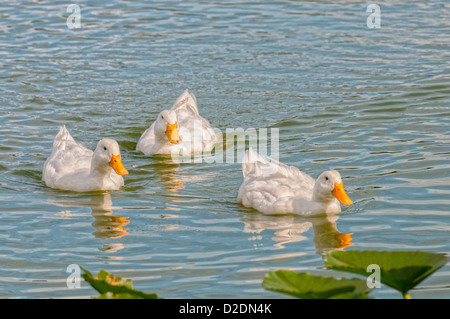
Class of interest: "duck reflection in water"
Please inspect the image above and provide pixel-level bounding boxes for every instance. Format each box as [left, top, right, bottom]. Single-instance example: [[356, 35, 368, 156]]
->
[[241, 212, 353, 256], [47, 192, 129, 254], [90, 193, 129, 240], [150, 155, 186, 194]]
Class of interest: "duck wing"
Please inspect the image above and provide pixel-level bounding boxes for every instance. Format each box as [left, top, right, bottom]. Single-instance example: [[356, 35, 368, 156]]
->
[[170, 89, 199, 116], [136, 121, 157, 154], [238, 148, 316, 214], [172, 90, 217, 152], [43, 126, 93, 187], [242, 148, 315, 185]]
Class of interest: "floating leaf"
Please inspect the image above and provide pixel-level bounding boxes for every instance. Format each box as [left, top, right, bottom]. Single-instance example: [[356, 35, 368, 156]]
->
[[325, 250, 448, 298], [96, 292, 143, 299], [80, 267, 160, 299], [262, 270, 372, 299]]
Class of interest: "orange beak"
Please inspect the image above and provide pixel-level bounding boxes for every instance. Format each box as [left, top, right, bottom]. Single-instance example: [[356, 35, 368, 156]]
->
[[109, 154, 128, 176], [332, 182, 352, 205], [165, 122, 182, 144], [336, 232, 354, 248]]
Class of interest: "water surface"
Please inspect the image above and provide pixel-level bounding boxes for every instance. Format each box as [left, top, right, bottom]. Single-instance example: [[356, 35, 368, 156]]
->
[[0, 0, 449, 298]]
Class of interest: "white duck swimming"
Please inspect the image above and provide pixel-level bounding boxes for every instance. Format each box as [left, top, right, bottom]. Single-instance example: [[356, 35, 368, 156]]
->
[[237, 148, 352, 216], [42, 126, 128, 192], [136, 89, 218, 156]]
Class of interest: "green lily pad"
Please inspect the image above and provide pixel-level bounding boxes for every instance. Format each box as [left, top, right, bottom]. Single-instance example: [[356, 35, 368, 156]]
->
[[95, 292, 145, 299], [325, 250, 448, 297], [262, 270, 372, 299], [81, 267, 160, 299]]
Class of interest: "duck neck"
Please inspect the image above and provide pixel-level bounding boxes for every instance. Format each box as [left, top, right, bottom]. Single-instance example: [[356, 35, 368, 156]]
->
[[153, 127, 173, 152], [90, 155, 112, 182], [312, 190, 335, 209]]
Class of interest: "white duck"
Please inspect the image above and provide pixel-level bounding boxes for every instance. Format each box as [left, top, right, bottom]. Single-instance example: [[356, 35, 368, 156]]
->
[[237, 148, 352, 216], [136, 89, 218, 156], [42, 126, 128, 192]]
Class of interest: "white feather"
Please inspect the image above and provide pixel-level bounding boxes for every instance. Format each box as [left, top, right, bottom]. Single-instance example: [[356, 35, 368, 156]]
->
[[137, 89, 218, 155], [42, 126, 127, 192], [238, 149, 351, 216]]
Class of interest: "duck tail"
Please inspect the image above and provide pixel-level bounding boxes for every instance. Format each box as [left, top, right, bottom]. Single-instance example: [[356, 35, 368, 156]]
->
[[242, 147, 284, 178], [171, 89, 199, 115], [242, 147, 264, 177], [54, 125, 75, 147]]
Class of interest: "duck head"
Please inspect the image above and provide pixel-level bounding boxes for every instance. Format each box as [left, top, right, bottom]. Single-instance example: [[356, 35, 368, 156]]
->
[[92, 139, 128, 176], [156, 110, 182, 144], [313, 170, 352, 206]]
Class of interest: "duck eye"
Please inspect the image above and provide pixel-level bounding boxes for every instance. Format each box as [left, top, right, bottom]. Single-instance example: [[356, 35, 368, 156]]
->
[[325, 177, 329, 181], [104, 147, 107, 151]]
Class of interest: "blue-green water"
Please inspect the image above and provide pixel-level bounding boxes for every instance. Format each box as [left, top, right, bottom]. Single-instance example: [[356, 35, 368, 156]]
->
[[1, 1, 449, 298]]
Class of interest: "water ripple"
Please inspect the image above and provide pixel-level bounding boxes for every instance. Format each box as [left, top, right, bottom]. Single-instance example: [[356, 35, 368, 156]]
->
[[0, 0, 449, 299]]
